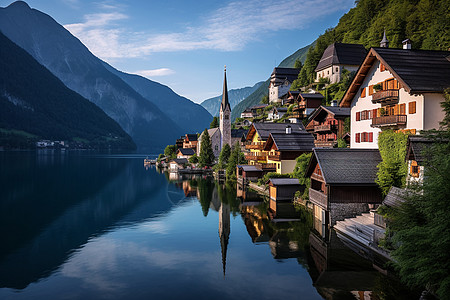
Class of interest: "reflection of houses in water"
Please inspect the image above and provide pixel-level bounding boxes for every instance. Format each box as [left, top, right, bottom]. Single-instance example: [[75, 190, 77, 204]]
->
[[269, 231, 303, 260], [240, 204, 270, 243], [182, 181, 197, 197], [219, 202, 230, 276]]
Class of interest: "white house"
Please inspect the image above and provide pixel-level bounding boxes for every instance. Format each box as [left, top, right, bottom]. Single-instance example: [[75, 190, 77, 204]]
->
[[269, 68, 300, 103], [340, 43, 450, 149]]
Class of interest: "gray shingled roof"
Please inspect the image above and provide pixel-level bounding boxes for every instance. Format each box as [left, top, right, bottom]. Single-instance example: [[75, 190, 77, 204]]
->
[[271, 67, 300, 83], [251, 123, 305, 140], [267, 132, 314, 151], [315, 43, 367, 72], [237, 165, 262, 172], [307, 105, 350, 124], [268, 178, 302, 186], [374, 48, 450, 93], [178, 148, 195, 155], [186, 134, 198, 142], [300, 93, 324, 99], [171, 158, 189, 165], [383, 186, 406, 208], [307, 148, 381, 185], [231, 128, 248, 138]]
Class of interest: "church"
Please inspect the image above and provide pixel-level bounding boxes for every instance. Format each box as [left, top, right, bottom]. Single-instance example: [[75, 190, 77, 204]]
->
[[197, 67, 232, 158]]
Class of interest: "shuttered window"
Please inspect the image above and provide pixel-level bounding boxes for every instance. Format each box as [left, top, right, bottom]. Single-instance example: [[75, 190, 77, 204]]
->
[[372, 109, 378, 119], [368, 85, 374, 95], [369, 132, 373, 142], [361, 87, 366, 98], [355, 133, 360, 143], [399, 103, 406, 115], [409, 101, 416, 114], [356, 111, 360, 121]]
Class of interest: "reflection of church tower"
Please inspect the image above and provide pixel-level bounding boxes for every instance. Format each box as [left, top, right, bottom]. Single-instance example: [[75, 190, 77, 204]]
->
[[219, 66, 231, 150], [219, 202, 230, 277]]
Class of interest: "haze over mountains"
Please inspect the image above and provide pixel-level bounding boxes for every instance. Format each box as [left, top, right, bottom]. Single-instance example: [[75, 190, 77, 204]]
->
[[200, 81, 264, 116], [0, 1, 212, 151]]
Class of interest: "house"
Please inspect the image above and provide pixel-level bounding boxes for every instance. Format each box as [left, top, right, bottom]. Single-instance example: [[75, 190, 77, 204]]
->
[[263, 126, 314, 174], [231, 128, 248, 148], [280, 90, 300, 106], [244, 122, 306, 170], [267, 107, 288, 120], [183, 134, 198, 151], [269, 67, 300, 103], [236, 165, 265, 182], [240, 108, 254, 119], [405, 135, 439, 184], [292, 93, 324, 119], [306, 148, 383, 226], [305, 104, 351, 147], [340, 42, 450, 149], [197, 128, 221, 158], [315, 43, 367, 84], [169, 158, 189, 172], [267, 178, 303, 214], [175, 137, 185, 149], [177, 148, 196, 159]]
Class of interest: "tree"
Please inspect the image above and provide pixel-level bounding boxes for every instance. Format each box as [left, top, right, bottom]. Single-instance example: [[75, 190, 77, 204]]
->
[[189, 154, 198, 164], [210, 116, 219, 129], [217, 143, 231, 169], [294, 58, 303, 70], [261, 94, 269, 104], [164, 144, 177, 159], [226, 142, 246, 179], [292, 153, 312, 200], [376, 130, 408, 196], [198, 129, 215, 167]]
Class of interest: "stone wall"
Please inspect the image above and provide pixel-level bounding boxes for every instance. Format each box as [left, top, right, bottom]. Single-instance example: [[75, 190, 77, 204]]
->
[[329, 202, 369, 225]]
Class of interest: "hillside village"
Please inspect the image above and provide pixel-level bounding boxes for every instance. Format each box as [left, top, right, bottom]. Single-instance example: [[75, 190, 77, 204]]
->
[[158, 32, 450, 295]]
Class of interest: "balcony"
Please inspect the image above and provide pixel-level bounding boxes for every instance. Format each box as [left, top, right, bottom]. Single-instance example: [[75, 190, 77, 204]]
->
[[371, 89, 399, 105], [254, 163, 277, 170], [245, 142, 265, 150], [267, 152, 281, 161], [314, 124, 336, 133], [309, 188, 328, 210], [245, 153, 267, 161], [314, 140, 335, 148], [371, 115, 407, 128]]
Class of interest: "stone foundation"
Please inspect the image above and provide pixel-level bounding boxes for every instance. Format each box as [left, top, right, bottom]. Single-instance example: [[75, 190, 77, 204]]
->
[[329, 203, 369, 226]]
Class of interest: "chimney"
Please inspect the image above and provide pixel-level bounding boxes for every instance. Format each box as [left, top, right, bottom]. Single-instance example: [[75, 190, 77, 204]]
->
[[286, 125, 292, 134], [380, 29, 389, 48], [402, 39, 411, 49], [331, 100, 338, 107]]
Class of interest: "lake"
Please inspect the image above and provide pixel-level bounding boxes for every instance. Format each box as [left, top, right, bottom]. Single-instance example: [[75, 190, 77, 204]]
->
[[0, 151, 416, 299]]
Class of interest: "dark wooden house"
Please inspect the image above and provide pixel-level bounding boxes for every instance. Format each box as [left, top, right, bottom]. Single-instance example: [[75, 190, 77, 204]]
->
[[267, 178, 303, 215], [292, 93, 324, 119], [305, 105, 350, 147], [306, 148, 383, 226]]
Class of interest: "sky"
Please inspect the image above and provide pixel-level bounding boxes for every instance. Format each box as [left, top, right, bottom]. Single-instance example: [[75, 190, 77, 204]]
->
[[2, 0, 356, 103]]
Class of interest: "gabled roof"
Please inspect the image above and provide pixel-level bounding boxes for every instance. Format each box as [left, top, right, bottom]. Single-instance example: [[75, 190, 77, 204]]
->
[[170, 158, 189, 165], [315, 43, 367, 72], [185, 134, 198, 142], [237, 165, 263, 172], [405, 135, 449, 164], [264, 132, 314, 151], [299, 93, 324, 100], [341, 47, 450, 107], [268, 178, 302, 186], [306, 148, 381, 185], [306, 105, 351, 125], [231, 128, 248, 138], [270, 67, 300, 83], [245, 122, 306, 141], [177, 148, 195, 156], [383, 186, 406, 208]]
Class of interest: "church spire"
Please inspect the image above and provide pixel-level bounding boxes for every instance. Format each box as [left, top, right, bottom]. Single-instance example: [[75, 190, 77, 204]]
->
[[221, 66, 230, 111], [380, 28, 389, 48]]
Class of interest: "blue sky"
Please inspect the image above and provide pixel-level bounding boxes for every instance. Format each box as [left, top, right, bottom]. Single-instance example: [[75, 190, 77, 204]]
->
[[2, 0, 356, 103]]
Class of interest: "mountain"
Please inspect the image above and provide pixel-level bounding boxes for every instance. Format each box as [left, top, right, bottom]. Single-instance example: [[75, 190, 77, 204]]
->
[[231, 43, 312, 120], [0, 31, 135, 150], [200, 81, 264, 116], [103, 63, 212, 134], [0, 1, 184, 151]]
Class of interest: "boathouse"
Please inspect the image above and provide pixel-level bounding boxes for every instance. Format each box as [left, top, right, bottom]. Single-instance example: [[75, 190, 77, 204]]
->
[[267, 178, 303, 214]]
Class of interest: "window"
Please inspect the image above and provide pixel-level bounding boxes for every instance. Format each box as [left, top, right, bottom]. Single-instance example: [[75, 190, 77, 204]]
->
[[356, 111, 361, 121], [225, 115, 229, 120], [409, 101, 416, 114], [368, 85, 374, 96], [336, 67, 338, 72], [355, 133, 360, 143], [410, 160, 420, 177], [399, 103, 406, 115], [215, 145, 218, 150], [380, 63, 386, 72], [361, 87, 366, 98], [369, 132, 373, 142], [361, 110, 366, 120], [372, 109, 378, 119]]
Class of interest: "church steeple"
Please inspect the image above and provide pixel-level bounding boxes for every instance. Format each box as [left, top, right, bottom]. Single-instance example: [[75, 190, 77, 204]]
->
[[221, 66, 231, 111], [380, 29, 389, 48]]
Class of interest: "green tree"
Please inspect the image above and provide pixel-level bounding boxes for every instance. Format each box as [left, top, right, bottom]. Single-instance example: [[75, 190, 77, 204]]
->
[[189, 153, 198, 164], [164, 144, 177, 159], [198, 129, 215, 167], [376, 130, 408, 196], [210, 116, 219, 129], [261, 94, 269, 104], [226, 142, 246, 180], [217, 143, 231, 169], [292, 153, 312, 200], [294, 58, 303, 69], [336, 138, 347, 148]]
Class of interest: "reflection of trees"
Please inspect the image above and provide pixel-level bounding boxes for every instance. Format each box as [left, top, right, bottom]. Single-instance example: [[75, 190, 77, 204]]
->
[[216, 181, 240, 216], [197, 178, 214, 216]]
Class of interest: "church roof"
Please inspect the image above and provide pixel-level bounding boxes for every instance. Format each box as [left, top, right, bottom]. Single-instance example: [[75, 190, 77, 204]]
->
[[314, 43, 367, 72], [221, 67, 231, 111]]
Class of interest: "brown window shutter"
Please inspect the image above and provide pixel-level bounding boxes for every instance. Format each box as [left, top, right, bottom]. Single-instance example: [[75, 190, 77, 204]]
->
[[368, 85, 374, 95], [400, 103, 406, 115], [394, 104, 399, 115], [356, 111, 360, 121], [380, 63, 385, 72], [356, 133, 360, 143], [372, 109, 378, 118], [409, 101, 416, 114], [361, 87, 366, 98], [369, 132, 373, 142]]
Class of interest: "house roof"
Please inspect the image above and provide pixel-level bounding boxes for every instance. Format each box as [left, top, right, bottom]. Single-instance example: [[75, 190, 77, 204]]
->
[[177, 148, 195, 156], [268, 178, 302, 186], [250, 104, 268, 110], [271, 67, 300, 78], [246, 122, 306, 141], [300, 93, 324, 100], [405, 135, 449, 164], [237, 165, 263, 172], [275, 107, 288, 113], [185, 134, 198, 142], [264, 132, 314, 151], [383, 186, 406, 208], [306, 148, 381, 185], [341, 47, 450, 107], [315, 43, 367, 72], [231, 128, 248, 138], [306, 105, 351, 125], [170, 158, 189, 165]]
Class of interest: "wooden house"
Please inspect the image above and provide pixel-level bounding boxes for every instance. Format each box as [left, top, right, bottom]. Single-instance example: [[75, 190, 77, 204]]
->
[[267, 178, 303, 216], [315, 43, 367, 84], [269, 67, 300, 103], [405, 135, 442, 184], [236, 165, 265, 182], [305, 105, 350, 147], [175, 136, 185, 149], [177, 148, 195, 159], [340, 45, 450, 149], [292, 93, 324, 119], [183, 134, 198, 151], [263, 127, 314, 174], [306, 148, 383, 226]]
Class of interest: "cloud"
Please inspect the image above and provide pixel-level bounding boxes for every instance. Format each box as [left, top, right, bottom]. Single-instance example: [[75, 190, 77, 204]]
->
[[136, 68, 175, 78], [64, 0, 353, 59]]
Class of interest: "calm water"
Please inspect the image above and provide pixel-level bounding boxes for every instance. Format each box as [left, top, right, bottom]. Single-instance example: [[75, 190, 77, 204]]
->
[[0, 151, 415, 300]]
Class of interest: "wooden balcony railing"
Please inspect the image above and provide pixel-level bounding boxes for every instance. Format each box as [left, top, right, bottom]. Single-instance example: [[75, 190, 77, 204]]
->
[[314, 140, 336, 148], [245, 142, 265, 150], [372, 114, 407, 128], [309, 188, 328, 210], [254, 163, 277, 170], [314, 124, 336, 132], [267, 152, 281, 161], [371, 89, 399, 104], [245, 153, 267, 161]]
